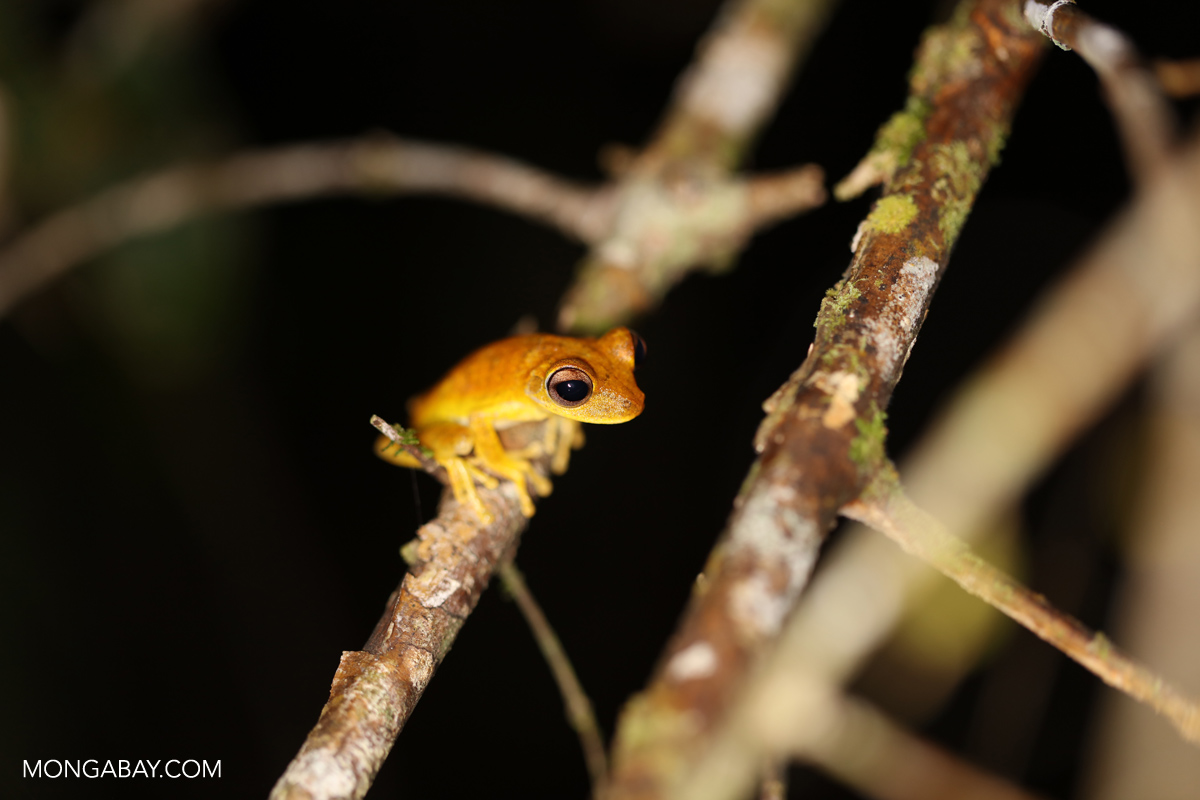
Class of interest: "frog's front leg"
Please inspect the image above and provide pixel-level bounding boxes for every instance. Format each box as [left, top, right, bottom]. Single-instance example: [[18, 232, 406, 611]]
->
[[500, 417, 582, 476], [469, 414, 552, 517], [548, 417, 584, 475]]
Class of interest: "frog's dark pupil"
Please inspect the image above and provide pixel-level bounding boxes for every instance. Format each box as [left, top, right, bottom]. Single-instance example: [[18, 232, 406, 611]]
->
[[555, 380, 590, 402]]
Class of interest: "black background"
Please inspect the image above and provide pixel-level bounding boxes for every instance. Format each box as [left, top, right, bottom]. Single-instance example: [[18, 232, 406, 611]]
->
[[3, 1, 1198, 798]]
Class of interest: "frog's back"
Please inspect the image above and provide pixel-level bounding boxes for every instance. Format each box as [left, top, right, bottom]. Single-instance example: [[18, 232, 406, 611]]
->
[[406, 335, 549, 426]]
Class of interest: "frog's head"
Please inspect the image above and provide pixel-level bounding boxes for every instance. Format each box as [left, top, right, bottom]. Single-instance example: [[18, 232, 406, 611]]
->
[[526, 327, 646, 423]]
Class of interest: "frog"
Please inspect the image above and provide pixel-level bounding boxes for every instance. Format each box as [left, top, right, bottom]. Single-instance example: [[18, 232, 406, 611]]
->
[[377, 326, 646, 523]]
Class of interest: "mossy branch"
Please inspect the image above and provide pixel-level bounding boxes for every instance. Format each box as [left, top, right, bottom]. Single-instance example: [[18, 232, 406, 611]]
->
[[607, 3, 1046, 798]]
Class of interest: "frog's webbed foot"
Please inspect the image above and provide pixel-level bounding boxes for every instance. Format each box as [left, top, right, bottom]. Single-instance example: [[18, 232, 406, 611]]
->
[[469, 416, 553, 517], [469, 454, 549, 517]]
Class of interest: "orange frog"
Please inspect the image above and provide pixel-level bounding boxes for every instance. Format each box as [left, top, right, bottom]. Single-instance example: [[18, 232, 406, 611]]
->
[[377, 327, 646, 523]]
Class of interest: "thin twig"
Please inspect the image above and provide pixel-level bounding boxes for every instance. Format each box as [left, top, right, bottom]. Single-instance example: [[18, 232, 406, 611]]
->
[[608, 4, 1045, 799], [0, 135, 608, 318], [841, 470, 1200, 746], [369, 414, 445, 480], [498, 561, 609, 797]]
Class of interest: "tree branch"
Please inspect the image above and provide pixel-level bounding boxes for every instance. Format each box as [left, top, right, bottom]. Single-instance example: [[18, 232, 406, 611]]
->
[[270, 483, 530, 800], [605, 4, 1045, 798], [270, 421, 569, 799]]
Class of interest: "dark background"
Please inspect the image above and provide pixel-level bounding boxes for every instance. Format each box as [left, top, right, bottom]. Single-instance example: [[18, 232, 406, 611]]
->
[[2, 0, 1197, 797]]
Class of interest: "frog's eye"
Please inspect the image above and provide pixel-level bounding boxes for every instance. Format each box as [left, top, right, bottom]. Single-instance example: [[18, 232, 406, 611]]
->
[[630, 330, 648, 368], [547, 366, 593, 408]]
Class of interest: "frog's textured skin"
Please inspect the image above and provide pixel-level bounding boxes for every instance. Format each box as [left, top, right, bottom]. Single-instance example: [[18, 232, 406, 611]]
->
[[377, 327, 645, 523]]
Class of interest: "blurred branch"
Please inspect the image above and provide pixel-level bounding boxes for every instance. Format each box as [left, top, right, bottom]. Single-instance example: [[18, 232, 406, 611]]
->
[[644, 0, 830, 170], [556, 0, 835, 332], [499, 561, 609, 797], [0, 135, 608, 318], [792, 680, 1046, 800], [1084, 323, 1200, 796], [0, 5, 838, 330], [607, 4, 1044, 798], [687, 672, 1045, 800], [842, 469, 1200, 746], [0, 132, 827, 328]]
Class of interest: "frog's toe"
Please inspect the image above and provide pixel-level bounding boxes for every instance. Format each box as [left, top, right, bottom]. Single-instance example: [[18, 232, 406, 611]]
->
[[465, 461, 500, 489], [525, 469, 553, 498], [514, 484, 537, 517]]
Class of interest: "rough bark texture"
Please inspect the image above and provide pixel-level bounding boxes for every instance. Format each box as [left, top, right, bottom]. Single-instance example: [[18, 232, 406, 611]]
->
[[270, 425, 548, 800], [605, 3, 1045, 798]]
